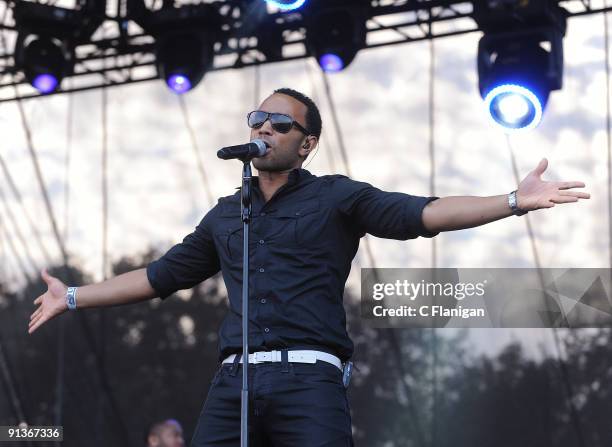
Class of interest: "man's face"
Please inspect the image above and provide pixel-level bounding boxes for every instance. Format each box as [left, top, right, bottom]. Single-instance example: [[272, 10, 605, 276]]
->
[[149, 421, 185, 447], [250, 93, 310, 172]]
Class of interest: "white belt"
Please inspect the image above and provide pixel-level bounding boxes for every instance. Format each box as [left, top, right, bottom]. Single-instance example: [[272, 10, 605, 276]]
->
[[222, 350, 342, 371]]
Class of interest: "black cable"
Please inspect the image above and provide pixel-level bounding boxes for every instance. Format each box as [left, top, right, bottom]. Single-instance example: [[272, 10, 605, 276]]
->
[[0, 154, 53, 265], [427, 36, 438, 447], [505, 136, 585, 447], [301, 59, 326, 171], [320, 67, 427, 447], [0, 185, 39, 273], [254, 63, 260, 110], [63, 83, 74, 249], [178, 96, 216, 208], [0, 335, 34, 447], [0, 213, 31, 283], [97, 58, 109, 447], [604, 1, 612, 271]]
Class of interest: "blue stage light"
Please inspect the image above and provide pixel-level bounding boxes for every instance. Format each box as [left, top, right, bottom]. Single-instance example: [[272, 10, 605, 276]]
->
[[483, 84, 543, 132], [19, 37, 68, 94], [166, 74, 192, 94], [319, 54, 344, 73], [265, 0, 307, 11], [32, 74, 59, 94], [156, 32, 213, 94]]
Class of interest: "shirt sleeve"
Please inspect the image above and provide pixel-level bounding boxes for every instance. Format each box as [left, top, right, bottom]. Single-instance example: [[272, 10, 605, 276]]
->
[[331, 175, 440, 240], [146, 208, 221, 299]]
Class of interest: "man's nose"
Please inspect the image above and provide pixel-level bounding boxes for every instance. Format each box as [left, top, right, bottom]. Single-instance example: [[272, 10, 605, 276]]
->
[[258, 118, 274, 134]]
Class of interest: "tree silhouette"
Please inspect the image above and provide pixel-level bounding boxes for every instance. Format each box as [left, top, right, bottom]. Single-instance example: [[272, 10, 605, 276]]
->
[[1, 252, 611, 446]]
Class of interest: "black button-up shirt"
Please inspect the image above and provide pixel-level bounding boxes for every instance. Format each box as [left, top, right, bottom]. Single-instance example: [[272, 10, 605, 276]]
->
[[146, 168, 439, 361]]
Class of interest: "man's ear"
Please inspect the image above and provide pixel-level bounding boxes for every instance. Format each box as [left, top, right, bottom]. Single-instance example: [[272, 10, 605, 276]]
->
[[300, 135, 318, 158]]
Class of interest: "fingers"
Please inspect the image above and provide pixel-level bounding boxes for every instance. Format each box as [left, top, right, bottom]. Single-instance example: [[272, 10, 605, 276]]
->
[[30, 306, 42, 321], [28, 313, 45, 334], [533, 158, 548, 176], [559, 191, 590, 199], [551, 196, 579, 204], [34, 295, 43, 305], [41, 268, 52, 285], [557, 181, 586, 190]]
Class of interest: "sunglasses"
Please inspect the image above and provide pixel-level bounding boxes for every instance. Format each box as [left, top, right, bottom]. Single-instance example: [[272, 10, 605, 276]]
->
[[247, 110, 310, 135]]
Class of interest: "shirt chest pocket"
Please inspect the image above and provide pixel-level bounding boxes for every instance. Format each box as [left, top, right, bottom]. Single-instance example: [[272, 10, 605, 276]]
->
[[266, 202, 322, 249], [213, 207, 244, 262], [214, 202, 322, 260]]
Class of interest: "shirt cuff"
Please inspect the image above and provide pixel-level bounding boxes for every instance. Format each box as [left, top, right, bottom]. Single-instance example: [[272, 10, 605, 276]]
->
[[417, 196, 440, 238], [146, 261, 175, 300]]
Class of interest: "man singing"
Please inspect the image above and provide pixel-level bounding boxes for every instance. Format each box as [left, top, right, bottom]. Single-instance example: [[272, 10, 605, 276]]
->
[[28, 88, 590, 446]]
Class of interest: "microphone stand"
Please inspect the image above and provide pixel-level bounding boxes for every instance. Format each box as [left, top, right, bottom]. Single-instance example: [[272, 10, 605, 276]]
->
[[217, 140, 266, 447], [239, 159, 252, 447]]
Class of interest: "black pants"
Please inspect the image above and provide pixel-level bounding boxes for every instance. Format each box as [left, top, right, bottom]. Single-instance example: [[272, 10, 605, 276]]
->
[[190, 358, 354, 446]]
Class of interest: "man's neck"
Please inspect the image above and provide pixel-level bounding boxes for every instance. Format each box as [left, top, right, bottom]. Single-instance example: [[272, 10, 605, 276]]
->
[[257, 167, 299, 202]]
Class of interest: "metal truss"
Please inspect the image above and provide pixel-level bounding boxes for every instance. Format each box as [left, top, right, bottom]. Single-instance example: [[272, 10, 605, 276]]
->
[[0, 0, 611, 102]]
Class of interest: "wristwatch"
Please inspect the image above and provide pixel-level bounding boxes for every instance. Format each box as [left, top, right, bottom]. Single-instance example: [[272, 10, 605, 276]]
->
[[508, 190, 528, 216], [66, 287, 78, 310]]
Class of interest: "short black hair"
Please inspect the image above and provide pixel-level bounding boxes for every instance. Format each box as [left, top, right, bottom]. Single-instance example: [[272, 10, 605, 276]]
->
[[273, 87, 322, 139]]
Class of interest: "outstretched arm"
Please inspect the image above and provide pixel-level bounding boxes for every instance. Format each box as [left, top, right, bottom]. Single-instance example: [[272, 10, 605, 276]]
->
[[28, 268, 157, 334], [421, 158, 590, 233]]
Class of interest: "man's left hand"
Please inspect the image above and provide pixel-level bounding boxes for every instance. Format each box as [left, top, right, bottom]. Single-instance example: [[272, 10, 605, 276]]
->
[[516, 158, 590, 211]]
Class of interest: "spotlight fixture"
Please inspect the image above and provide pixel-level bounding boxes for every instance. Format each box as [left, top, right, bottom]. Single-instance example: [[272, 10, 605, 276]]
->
[[483, 84, 543, 131], [475, 1, 567, 131], [156, 31, 214, 95], [17, 36, 69, 94], [264, 0, 307, 11], [133, 4, 219, 94], [305, 1, 367, 73], [12, 1, 103, 94]]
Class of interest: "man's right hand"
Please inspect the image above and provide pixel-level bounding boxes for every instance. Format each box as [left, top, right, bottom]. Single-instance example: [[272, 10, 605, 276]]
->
[[28, 269, 69, 335]]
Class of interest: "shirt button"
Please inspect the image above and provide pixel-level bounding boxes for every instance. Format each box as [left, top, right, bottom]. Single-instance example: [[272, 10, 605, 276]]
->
[[259, 239, 265, 244], [259, 268, 265, 273], [260, 298, 266, 304], [264, 327, 270, 333]]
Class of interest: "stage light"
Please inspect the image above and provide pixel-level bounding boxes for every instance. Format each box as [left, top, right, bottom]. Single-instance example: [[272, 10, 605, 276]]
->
[[478, 37, 558, 132], [319, 54, 344, 73], [484, 84, 543, 131], [166, 74, 192, 94], [12, 1, 102, 95], [32, 74, 59, 94], [132, 4, 218, 94], [18, 36, 70, 94], [265, 0, 307, 11], [475, 2, 567, 131], [306, 3, 367, 73], [156, 32, 214, 94]]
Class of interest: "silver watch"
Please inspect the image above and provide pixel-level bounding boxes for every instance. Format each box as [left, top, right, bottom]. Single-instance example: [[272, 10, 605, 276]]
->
[[508, 190, 528, 216], [66, 287, 78, 310]]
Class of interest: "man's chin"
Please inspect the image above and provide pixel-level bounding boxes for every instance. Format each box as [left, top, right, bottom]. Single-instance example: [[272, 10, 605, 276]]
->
[[253, 159, 282, 172]]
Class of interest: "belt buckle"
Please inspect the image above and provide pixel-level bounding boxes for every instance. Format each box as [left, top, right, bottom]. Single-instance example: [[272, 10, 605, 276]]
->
[[253, 352, 263, 364]]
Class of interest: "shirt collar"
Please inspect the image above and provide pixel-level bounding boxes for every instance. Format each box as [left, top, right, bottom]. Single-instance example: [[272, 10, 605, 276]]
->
[[245, 168, 312, 188], [287, 167, 312, 185]]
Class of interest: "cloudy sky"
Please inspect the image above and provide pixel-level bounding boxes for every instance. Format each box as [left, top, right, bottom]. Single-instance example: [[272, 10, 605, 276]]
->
[[1, 1, 611, 356]]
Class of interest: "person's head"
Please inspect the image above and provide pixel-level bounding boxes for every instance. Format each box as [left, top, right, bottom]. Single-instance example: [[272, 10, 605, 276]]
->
[[249, 87, 322, 172], [146, 419, 184, 447]]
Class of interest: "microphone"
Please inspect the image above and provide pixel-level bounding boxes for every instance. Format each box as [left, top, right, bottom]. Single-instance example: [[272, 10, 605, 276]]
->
[[217, 139, 268, 160]]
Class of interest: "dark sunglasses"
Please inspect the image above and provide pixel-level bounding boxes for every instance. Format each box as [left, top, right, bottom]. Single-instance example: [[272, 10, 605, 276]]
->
[[247, 110, 310, 135]]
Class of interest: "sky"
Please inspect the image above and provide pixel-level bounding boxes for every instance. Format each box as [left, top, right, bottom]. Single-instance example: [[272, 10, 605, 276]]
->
[[1, 1, 611, 357]]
